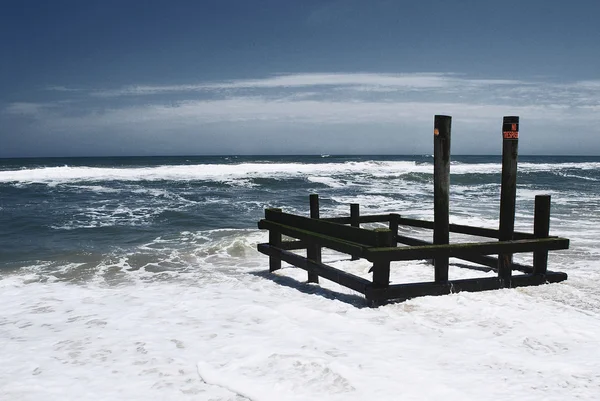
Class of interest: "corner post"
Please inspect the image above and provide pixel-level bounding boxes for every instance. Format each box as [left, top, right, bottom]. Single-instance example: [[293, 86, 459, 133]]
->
[[266, 208, 282, 272], [434, 115, 451, 282], [307, 194, 321, 283], [533, 195, 551, 275], [350, 203, 360, 260], [498, 116, 519, 286]]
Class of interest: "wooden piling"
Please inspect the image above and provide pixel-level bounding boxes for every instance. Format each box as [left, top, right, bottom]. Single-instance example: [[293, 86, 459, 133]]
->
[[267, 208, 282, 272], [533, 195, 551, 275], [498, 116, 519, 285], [433, 115, 451, 282], [307, 194, 321, 283], [351, 203, 360, 260]]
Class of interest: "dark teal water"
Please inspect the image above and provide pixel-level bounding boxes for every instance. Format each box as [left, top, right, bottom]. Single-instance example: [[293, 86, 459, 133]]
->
[[1, 155, 599, 277]]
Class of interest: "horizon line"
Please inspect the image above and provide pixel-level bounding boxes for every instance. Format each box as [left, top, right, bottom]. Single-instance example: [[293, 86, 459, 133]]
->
[[1, 153, 599, 160]]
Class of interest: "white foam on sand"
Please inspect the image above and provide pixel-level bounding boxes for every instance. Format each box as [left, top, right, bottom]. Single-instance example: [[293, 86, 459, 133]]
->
[[1, 229, 600, 401]]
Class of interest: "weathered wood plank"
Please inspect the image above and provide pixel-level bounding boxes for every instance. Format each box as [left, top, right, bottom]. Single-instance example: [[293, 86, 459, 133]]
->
[[512, 271, 567, 286], [265, 209, 380, 246], [258, 219, 365, 256], [458, 254, 533, 274], [396, 217, 435, 229], [321, 214, 390, 224], [452, 223, 535, 240], [364, 237, 569, 262], [365, 271, 567, 303], [397, 217, 536, 239], [279, 240, 307, 250], [395, 235, 533, 273], [396, 234, 429, 246], [257, 244, 371, 294]]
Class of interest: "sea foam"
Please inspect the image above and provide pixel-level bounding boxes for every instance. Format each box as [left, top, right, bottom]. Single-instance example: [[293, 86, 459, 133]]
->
[[3, 160, 600, 186]]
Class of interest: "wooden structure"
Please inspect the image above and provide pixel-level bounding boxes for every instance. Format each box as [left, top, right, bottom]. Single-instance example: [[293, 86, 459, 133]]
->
[[257, 116, 569, 306]]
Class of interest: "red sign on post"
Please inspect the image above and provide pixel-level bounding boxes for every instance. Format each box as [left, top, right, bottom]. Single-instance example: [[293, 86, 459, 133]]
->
[[503, 121, 519, 140]]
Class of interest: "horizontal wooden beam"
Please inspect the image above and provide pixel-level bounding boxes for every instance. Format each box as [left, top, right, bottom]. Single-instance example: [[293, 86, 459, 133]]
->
[[364, 237, 569, 262], [397, 217, 536, 239], [258, 219, 366, 256], [279, 212, 539, 240], [257, 244, 371, 294], [265, 209, 382, 246], [322, 214, 391, 224], [279, 240, 307, 251], [396, 235, 533, 273], [396, 234, 429, 247], [365, 271, 568, 302]]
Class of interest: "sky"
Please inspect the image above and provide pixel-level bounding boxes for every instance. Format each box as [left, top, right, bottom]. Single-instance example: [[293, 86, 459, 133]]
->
[[1, 0, 600, 157]]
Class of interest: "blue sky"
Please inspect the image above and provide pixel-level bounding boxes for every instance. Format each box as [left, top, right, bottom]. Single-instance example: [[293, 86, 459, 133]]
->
[[1, 0, 600, 157]]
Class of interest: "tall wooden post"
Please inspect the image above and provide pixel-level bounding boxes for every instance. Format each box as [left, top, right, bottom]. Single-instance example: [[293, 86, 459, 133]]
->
[[267, 208, 282, 272], [433, 115, 451, 282], [307, 194, 321, 283], [533, 195, 551, 275], [498, 116, 519, 285], [350, 203, 360, 260]]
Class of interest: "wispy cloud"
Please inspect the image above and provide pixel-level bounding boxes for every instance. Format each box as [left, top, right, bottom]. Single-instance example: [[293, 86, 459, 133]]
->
[[89, 73, 525, 97], [46, 85, 81, 92], [22, 98, 589, 135], [570, 80, 600, 90], [203, 73, 496, 89], [91, 84, 208, 97], [79, 72, 600, 117], [3, 102, 51, 116]]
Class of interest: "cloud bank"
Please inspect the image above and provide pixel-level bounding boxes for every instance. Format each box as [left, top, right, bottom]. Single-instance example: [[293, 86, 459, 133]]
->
[[3, 73, 600, 156]]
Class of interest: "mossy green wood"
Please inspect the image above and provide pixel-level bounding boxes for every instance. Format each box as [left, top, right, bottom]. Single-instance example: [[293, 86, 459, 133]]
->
[[397, 217, 536, 240], [395, 235, 534, 273], [364, 237, 569, 262], [365, 271, 568, 303], [258, 219, 366, 256], [265, 209, 382, 246], [258, 243, 371, 294]]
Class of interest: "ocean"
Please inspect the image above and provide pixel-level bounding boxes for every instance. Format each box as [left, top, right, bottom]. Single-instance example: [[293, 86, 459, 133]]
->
[[1, 155, 599, 400]]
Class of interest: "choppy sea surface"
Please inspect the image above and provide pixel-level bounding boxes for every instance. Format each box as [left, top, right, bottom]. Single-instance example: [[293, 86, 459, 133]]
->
[[1, 155, 599, 400]]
